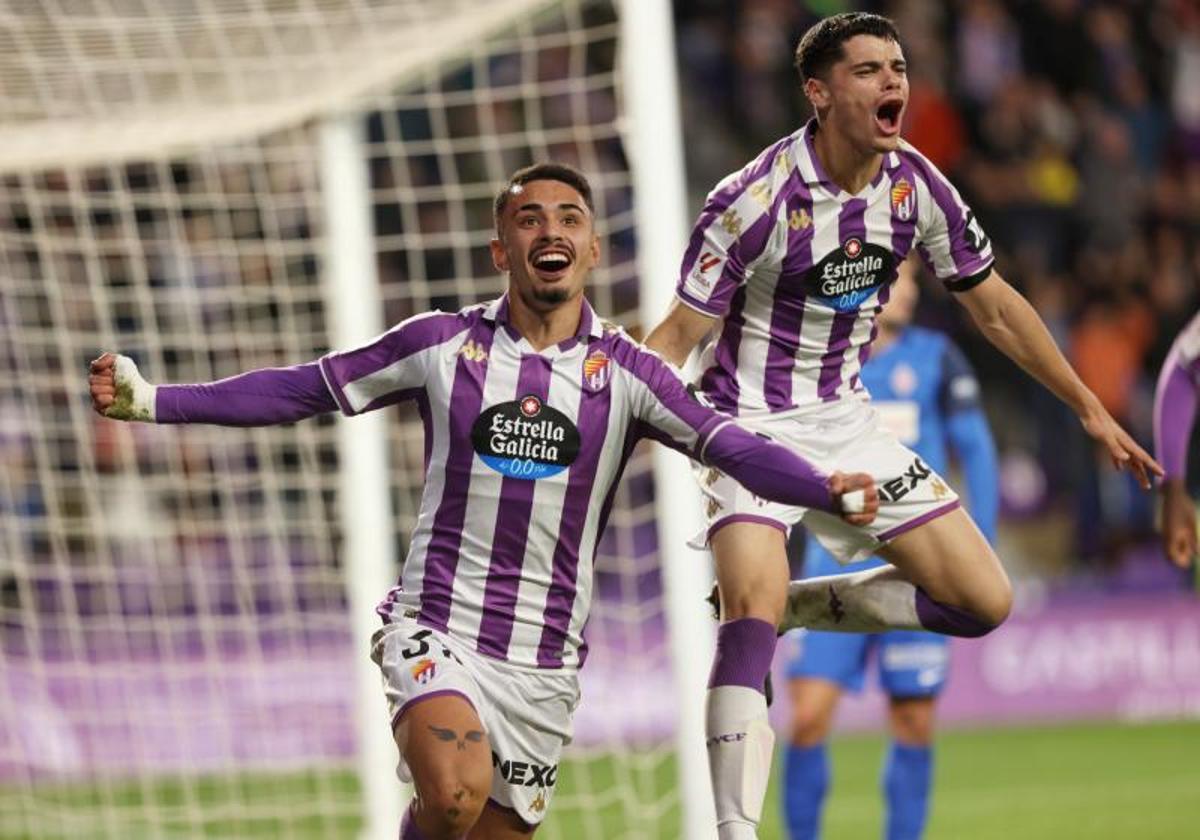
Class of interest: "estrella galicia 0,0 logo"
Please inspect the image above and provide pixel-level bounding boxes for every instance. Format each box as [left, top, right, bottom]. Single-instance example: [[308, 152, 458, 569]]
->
[[471, 395, 581, 480]]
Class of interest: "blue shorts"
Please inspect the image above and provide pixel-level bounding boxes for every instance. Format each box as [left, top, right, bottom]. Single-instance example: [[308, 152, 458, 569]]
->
[[781, 626, 949, 697]]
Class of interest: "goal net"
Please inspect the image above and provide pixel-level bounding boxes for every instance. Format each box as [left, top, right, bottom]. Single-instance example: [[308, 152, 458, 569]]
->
[[0, 2, 702, 838]]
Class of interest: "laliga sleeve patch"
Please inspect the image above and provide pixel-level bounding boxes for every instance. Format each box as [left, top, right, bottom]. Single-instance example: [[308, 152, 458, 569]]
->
[[471, 395, 581, 480]]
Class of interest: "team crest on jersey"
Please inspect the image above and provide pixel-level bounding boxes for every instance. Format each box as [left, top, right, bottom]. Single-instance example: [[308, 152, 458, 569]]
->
[[472, 396, 581, 480], [843, 237, 863, 258], [411, 659, 436, 684], [583, 350, 612, 391], [891, 177, 915, 221]]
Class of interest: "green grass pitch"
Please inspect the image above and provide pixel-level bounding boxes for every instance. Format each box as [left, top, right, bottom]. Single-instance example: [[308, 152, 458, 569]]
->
[[3, 720, 1197, 838]]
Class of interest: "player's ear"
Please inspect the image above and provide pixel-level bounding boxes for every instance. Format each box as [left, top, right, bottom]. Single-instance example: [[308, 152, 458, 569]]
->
[[490, 236, 508, 272], [589, 233, 600, 266], [804, 76, 830, 111]]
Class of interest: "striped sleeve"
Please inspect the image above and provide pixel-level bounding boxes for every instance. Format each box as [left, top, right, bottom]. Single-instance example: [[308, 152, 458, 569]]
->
[[907, 145, 994, 292], [1154, 312, 1200, 480], [611, 337, 725, 457], [319, 311, 465, 415], [676, 144, 787, 317]]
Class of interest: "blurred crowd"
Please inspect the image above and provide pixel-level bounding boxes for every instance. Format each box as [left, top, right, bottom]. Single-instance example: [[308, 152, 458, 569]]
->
[[675, 0, 1200, 579]]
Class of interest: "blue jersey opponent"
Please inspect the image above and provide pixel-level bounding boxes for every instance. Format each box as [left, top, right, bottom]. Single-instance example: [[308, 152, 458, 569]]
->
[[781, 261, 998, 840]]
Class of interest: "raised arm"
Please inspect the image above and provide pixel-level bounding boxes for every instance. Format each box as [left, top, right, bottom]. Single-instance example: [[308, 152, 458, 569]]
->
[[953, 269, 1162, 489], [1154, 322, 1200, 568], [89, 352, 336, 426]]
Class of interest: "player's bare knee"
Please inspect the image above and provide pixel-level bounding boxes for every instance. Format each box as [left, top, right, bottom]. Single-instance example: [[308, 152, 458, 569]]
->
[[415, 774, 488, 836], [719, 585, 787, 624], [889, 701, 935, 745], [789, 704, 834, 747], [973, 575, 1013, 629]]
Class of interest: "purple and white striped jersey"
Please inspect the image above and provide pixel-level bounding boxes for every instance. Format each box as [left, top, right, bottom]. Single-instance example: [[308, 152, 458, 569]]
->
[[1154, 310, 1200, 480], [319, 295, 734, 672], [678, 119, 995, 415]]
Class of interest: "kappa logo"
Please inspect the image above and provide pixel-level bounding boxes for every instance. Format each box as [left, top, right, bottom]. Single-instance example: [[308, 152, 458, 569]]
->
[[458, 339, 488, 363], [891, 177, 915, 221], [789, 208, 812, 230], [530, 790, 547, 814], [583, 350, 612, 391], [828, 585, 846, 623]]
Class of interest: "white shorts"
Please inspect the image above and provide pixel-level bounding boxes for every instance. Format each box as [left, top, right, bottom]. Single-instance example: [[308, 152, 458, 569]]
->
[[692, 398, 960, 564], [370, 619, 580, 826]]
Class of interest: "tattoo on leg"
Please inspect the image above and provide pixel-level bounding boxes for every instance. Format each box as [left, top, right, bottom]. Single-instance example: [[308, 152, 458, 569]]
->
[[429, 726, 487, 751]]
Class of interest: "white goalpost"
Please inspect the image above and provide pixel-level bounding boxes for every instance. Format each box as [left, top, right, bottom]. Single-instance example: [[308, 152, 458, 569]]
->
[[0, 2, 713, 838]]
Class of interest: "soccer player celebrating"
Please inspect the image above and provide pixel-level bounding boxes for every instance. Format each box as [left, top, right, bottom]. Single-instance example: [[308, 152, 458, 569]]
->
[[781, 259, 998, 840], [643, 13, 1161, 839], [1155, 311, 1200, 569], [89, 163, 878, 840]]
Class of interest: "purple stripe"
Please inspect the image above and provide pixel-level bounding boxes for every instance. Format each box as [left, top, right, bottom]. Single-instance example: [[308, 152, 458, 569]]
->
[[904, 149, 989, 278], [157, 363, 337, 425], [392, 689, 478, 731], [699, 285, 748, 414], [420, 323, 494, 631], [536, 366, 613, 667], [877, 500, 961, 542], [476, 355, 553, 659], [707, 513, 788, 544], [816, 199, 868, 400], [763, 177, 815, 408], [1154, 347, 1199, 479]]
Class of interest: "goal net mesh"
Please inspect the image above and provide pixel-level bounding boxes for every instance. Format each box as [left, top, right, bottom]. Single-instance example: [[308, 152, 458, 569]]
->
[[0, 1, 684, 837]]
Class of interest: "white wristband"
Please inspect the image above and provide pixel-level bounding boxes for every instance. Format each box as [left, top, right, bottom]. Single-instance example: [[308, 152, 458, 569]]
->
[[108, 355, 157, 422], [841, 488, 866, 514]]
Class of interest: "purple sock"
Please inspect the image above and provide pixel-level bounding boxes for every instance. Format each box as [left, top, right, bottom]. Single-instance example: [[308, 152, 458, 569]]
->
[[914, 588, 997, 638], [708, 617, 777, 693], [399, 804, 427, 840]]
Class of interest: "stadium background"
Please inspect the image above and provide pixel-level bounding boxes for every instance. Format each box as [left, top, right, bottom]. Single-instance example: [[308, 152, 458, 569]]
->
[[2, 0, 1199, 838]]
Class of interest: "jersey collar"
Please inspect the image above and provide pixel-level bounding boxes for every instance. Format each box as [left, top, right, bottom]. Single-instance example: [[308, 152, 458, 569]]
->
[[483, 293, 604, 351], [795, 118, 902, 197]]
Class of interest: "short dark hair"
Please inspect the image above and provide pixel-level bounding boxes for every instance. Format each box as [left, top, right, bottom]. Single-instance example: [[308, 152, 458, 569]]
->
[[794, 12, 900, 82], [493, 162, 595, 231]]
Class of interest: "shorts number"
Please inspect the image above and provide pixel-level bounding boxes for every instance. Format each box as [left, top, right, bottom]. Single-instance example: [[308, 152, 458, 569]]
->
[[400, 629, 432, 660]]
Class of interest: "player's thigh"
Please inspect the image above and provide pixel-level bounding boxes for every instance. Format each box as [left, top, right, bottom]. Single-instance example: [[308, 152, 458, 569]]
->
[[787, 676, 845, 746], [468, 800, 538, 839], [876, 506, 1011, 622], [396, 694, 493, 818], [710, 520, 790, 622], [887, 695, 937, 746]]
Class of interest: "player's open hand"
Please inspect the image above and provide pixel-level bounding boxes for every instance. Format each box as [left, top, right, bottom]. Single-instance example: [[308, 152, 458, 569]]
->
[[1162, 481, 1198, 569], [828, 471, 878, 526], [1080, 402, 1163, 490]]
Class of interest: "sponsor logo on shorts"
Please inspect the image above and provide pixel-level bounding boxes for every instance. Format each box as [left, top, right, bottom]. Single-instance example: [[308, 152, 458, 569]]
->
[[411, 658, 436, 684], [472, 396, 581, 480], [878, 456, 933, 503], [493, 752, 558, 787], [583, 350, 611, 392]]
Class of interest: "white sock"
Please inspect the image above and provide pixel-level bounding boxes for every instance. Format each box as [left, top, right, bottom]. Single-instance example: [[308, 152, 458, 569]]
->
[[780, 565, 921, 633], [707, 685, 774, 839]]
